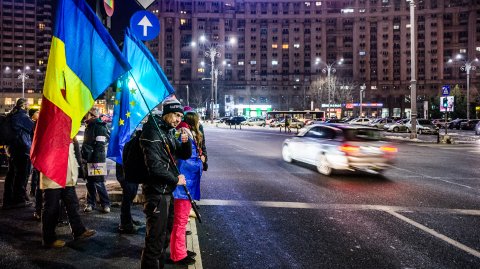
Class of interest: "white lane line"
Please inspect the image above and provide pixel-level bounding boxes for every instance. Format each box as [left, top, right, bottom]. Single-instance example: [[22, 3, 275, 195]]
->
[[391, 166, 475, 189], [197, 199, 480, 216], [385, 210, 480, 259]]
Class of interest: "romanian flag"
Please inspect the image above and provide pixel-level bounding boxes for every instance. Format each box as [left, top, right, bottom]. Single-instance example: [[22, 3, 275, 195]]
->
[[31, 0, 131, 187], [107, 27, 175, 164]]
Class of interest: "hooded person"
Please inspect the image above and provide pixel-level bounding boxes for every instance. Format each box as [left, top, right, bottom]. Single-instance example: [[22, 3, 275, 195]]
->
[[139, 97, 193, 268], [81, 107, 111, 213]]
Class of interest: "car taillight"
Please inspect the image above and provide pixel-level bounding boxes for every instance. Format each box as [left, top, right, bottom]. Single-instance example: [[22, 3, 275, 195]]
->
[[380, 146, 398, 153], [338, 144, 360, 154]]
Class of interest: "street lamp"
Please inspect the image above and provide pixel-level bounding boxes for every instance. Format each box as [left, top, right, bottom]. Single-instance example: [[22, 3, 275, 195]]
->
[[321, 60, 342, 118], [454, 55, 478, 121], [17, 66, 30, 98], [407, 0, 417, 139], [360, 83, 366, 117]]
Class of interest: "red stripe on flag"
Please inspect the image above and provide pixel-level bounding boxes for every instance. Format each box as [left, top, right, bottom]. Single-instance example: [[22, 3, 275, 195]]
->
[[30, 97, 72, 187]]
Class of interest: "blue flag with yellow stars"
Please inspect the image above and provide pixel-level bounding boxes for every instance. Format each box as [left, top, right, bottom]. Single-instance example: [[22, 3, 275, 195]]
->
[[107, 27, 175, 164]]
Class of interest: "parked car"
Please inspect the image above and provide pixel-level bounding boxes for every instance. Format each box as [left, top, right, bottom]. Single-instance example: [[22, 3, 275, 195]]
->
[[448, 118, 467, 129], [475, 121, 480, 135], [368, 118, 395, 129], [405, 119, 439, 134], [383, 119, 409, 133], [281, 118, 305, 129], [348, 118, 373, 125], [269, 118, 284, 128], [431, 119, 449, 128], [242, 117, 266, 126], [282, 124, 397, 176], [460, 119, 480, 130], [225, 116, 247, 125]]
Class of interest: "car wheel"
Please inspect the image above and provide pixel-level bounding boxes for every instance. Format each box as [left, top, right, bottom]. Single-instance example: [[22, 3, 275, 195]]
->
[[316, 154, 332, 176], [282, 145, 293, 163], [393, 127, 399, 132], [418, 129, 423, 134], [406, 128, 411, 133]]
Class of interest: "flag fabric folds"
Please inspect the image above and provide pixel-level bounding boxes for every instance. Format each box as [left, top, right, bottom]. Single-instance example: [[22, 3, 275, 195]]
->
[[31, 0, 130, 187], [107, 27, 175, 164]]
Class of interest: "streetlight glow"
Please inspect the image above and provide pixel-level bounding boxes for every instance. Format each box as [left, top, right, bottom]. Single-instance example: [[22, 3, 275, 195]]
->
[[17, 65, 31, 98], [321, 62, 337, 118]]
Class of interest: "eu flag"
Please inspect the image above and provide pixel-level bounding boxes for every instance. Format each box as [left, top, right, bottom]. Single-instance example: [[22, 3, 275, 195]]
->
[[107, 27, 175, 164]]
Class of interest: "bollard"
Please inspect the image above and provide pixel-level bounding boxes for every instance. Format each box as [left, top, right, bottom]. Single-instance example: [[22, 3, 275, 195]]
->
[[436, 127, 440, 143]]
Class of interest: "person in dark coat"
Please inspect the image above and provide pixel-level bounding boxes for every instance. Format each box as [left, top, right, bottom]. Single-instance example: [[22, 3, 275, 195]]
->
[[2, 98, 34, 209], [81, 107, 111, 213], [139, 98, 192, 269], [28, 108, 42, 220]]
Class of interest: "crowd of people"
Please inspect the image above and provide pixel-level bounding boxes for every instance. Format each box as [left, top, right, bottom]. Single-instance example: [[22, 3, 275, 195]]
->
[[1, 97, 207, 268]]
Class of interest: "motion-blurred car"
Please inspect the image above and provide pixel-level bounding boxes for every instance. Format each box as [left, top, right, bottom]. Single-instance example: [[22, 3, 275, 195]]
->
[[405, 119, 438, 134], [225, 116, 247, 125], [281, 124, 397, 176], [242, 117, 266, 126], [383, 119, 408, 133]]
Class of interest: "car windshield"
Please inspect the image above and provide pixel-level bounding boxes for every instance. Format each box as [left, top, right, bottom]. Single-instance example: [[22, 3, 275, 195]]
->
[[418, 120, 432, 125], [343, 129, 382, 141]]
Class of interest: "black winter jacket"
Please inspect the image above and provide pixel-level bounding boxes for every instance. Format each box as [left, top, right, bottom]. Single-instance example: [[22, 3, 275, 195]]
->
[[82, 118, 109, 181], [140, 115, 192, 195], [10, 109, 34, 156]]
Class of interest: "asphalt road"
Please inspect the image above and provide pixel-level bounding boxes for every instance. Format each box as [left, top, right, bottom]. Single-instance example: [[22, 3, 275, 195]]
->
[[0, 124, 479, 268]]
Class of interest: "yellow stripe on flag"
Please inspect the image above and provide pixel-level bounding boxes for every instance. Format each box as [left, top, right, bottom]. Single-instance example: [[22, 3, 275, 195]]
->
[[43, 37, 95, 138]]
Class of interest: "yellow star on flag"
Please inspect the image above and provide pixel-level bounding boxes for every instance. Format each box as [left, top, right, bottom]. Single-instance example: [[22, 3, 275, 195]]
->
[[119, 118, 124, 126], [114, 99, 119, 106], [130, 100, 136, 107], [116, 87, 122, 93], [130, 88, 137, 95], [125, 111, 131, 118]]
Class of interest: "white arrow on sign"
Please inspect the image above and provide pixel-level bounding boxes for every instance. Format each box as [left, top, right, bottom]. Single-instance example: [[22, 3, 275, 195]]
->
[[138, 16, 152, 36]]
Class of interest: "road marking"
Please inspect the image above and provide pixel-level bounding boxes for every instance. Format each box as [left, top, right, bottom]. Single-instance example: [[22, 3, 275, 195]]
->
[[391, 166, 475, 190], [385, 210, 480, 259], [198, 199, 480, 258]]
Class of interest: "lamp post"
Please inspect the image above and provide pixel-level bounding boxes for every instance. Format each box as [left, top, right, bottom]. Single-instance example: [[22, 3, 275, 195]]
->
[[186, 85, 190, 106], [322, 63, 336, 118], [459, 57, 478, 121], [360, 83, 366, 117], [17, 66, 30, 98], [408, 0, 417, 139], [204, 46, 220, 121]]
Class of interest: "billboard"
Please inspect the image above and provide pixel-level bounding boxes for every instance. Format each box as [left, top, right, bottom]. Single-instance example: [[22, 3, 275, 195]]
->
[[439, 96, 454, 112]]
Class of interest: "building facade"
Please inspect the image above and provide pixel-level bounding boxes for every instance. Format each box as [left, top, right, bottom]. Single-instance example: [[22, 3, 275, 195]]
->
[[148, 0, 480, 118], [0, 0, 52, 112]]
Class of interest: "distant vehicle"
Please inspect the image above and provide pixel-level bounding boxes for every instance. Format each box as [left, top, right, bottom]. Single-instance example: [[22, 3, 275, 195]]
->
[[405, 119, 438, 134], [225, 116, 246, 125], [348, 118, 373, 125], [368, 118, 395, 129], [460, 119, 480, 130], [448, 119, 467, 129], [383, 119, 409, 133], [431, 119, 448, 128], [281, 118, 305, 129], [282, 124, 397, 176], [475, 121, 480, 135], [242, 117, 266, 126]]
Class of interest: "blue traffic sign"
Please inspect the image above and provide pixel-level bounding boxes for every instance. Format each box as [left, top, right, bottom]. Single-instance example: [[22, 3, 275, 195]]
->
[[130, 11, 160, 41], [441, 85, 450, 96]]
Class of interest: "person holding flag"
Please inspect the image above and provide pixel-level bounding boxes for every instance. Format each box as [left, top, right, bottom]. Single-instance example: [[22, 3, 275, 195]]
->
[[107, 27, 175, 235]]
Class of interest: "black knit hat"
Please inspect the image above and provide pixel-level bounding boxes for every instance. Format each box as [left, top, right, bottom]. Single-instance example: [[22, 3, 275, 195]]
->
[[162, 98, 183, 115], [28, 108, 39, 118]]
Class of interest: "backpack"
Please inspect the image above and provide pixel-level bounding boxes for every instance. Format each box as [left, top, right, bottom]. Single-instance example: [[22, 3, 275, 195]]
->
[[122, 130, 149, 184], [0, 113, 16, 146]]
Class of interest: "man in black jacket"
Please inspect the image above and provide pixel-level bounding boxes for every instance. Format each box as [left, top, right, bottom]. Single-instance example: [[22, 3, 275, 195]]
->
[[2, 98, 34, 209], [140, 99, 192, 269]]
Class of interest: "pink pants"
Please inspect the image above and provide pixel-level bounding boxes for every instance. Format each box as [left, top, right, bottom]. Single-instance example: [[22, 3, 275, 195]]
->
[[170, 199, 192, 262]]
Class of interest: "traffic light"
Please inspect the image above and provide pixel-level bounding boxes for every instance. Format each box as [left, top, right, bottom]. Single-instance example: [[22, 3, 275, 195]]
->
[[442, 97, 448, 108]]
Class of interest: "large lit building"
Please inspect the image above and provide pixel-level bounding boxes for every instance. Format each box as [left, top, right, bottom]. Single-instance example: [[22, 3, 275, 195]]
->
[[0, 0, 52, 112], [148, 0, 480, 118]]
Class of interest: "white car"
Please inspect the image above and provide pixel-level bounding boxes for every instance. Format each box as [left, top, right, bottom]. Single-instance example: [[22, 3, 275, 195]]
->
[[348, 118, 373, 125], [282, 124, 397, 176], [405, 119, 439, 135], [242, 117, 266, 126]]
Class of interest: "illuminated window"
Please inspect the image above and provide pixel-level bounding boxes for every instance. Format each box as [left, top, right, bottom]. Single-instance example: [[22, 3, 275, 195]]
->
[[180, 19, 187, 25], [272, 44, 278, 49], [180, 59, 187, 64], [393, 25, 399, 30], [304, 2, 310, 7], [406, 24, 411, 28], [315, 1, 322, 6], [371, 85, 377, 90], [38, 23, 45, 30], [282, 44, 289, 49], [4, 98, 13, 106], [197, 68, 205, 73], [38, 60, 44, 65], [250, 60, 257, 65], [272, 60, 278, 65], [459, 48, 466, 53], [476, 47, 480, 52], [294, 43, 300, 48], [238, 61, 244, 66]]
